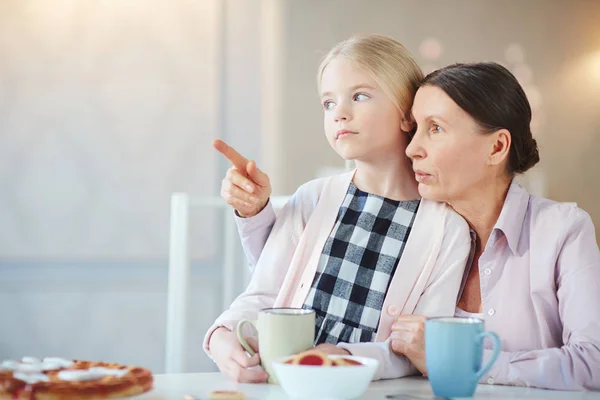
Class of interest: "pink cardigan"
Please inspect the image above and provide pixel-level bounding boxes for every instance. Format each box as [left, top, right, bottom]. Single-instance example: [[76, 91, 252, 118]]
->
[[203, 171, 471, 380]]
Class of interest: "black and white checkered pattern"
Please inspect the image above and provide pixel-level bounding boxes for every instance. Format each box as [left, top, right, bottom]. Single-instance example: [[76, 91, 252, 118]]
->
[[303, 182, 419, 345]]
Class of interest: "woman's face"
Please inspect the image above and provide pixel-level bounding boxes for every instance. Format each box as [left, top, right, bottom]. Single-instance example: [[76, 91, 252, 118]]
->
[[406, 85, 505, 203]]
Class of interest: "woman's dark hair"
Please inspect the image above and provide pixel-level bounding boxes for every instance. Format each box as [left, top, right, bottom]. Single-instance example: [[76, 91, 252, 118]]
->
[[421, 62, 540, 175]]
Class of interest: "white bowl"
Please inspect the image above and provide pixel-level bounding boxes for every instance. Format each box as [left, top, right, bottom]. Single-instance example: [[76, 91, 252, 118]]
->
[[271, 355, 379, 399]]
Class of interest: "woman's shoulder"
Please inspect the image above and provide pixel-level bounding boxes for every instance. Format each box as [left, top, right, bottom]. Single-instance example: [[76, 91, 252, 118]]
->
[[528, 195, 594, 230], [525, 194, 597, 258], [527, 194, 599, 276]]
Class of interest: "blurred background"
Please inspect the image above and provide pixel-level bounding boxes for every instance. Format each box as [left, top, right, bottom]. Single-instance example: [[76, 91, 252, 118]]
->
[[0, 0, 598, 373]]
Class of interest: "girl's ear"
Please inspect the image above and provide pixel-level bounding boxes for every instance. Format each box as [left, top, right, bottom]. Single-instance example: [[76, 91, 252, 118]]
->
[[400, 113, 414, 133]]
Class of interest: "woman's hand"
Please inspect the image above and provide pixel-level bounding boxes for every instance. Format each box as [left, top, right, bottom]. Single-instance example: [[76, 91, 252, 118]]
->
[[213, 139, 272, 218], [209, 327, 268, 383], [390, 315, 428, 376]]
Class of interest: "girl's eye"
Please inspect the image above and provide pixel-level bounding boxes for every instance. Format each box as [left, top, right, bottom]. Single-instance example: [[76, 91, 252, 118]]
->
[[323, 100, 335, 110], [354, 93, 368, 101]]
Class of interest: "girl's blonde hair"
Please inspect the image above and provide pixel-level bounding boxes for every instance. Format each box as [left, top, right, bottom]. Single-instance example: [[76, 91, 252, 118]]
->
[[317, 34, 423, 115]]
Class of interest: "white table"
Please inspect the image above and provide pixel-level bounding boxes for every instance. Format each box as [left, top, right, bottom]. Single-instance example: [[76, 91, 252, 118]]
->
[[139, 373, 600, 400]]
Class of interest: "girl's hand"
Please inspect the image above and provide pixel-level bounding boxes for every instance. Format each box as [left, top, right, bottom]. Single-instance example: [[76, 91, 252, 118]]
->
[[209, 327, 268, 383], [213, 139, 272, 218]]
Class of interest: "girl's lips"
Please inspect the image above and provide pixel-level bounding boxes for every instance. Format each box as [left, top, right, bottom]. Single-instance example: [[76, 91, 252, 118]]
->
[[336, 130, 358, 139]]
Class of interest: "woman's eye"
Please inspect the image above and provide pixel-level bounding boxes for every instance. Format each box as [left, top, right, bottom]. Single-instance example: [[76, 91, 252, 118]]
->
[[431, 124, 443, 133], [323, 100, 335, 110]]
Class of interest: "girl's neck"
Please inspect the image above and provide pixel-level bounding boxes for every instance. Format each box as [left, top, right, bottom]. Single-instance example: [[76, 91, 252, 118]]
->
[[352, 155, 419, 201]]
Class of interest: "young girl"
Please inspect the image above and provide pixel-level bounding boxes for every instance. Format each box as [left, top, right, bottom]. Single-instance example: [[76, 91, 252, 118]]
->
[[205, 34, 471, 383]]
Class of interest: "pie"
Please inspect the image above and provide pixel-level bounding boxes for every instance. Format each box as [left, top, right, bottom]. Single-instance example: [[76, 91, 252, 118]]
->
[[0, 357, 153, 399]]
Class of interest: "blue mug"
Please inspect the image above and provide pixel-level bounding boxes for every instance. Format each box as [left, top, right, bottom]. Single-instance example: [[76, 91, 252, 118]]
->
[[425, 317, 501, 398]]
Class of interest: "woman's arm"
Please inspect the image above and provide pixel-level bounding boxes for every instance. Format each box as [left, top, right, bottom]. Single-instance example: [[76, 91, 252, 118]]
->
[[482, 209, 600, 390]]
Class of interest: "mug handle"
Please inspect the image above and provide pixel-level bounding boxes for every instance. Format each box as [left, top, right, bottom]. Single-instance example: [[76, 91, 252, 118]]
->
[[475, 331, 501, 381], [236, 319, 258, 356]]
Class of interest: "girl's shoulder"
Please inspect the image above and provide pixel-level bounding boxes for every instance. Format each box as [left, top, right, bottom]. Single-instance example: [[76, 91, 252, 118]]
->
[[292, 171, 354, 205], [417, 198, 468, 229]]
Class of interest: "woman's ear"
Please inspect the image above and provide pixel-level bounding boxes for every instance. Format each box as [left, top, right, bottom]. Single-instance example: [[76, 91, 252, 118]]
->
[[488, 128, 512, 167]]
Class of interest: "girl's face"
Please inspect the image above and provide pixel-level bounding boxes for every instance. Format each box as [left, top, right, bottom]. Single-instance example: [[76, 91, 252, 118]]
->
[[320, 57, 407, 163]]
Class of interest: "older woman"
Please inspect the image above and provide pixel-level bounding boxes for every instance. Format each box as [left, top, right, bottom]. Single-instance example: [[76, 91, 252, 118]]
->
[[217, 62, 600, 390], [391, 62, 600, 390]]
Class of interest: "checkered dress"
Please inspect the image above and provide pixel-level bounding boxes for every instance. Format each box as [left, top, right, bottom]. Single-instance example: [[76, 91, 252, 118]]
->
[[302, 182, 420, 345]]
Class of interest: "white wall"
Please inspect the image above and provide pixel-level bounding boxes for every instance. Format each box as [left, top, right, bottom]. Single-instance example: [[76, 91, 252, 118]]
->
[[0, 0, 272, 373], [0, 0, 223, 259]]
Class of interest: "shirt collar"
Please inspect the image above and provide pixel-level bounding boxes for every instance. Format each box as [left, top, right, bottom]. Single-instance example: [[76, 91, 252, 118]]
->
[[491, 181, 530, 255]]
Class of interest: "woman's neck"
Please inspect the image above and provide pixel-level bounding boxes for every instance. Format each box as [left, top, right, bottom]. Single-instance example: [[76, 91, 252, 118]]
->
[[448, 179, 512, 250], [352, 154, 420, 201]]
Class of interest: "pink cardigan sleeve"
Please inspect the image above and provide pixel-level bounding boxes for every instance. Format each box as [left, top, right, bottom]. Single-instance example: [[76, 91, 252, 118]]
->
[[338, 339, 418, 380], [233, 201, 277, 272], [480, 209, 600, 390]]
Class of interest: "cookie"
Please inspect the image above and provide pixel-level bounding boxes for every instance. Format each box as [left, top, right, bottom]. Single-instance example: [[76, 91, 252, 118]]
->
[[208, 390, 246, 400]]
